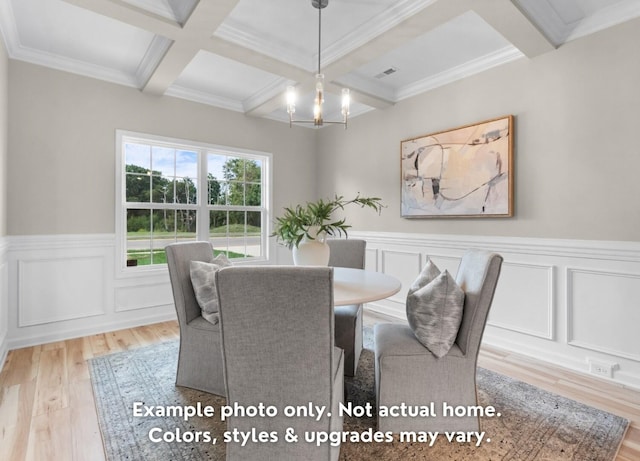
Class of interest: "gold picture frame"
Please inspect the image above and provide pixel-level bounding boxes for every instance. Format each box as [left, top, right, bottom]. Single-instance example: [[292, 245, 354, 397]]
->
[[401, 115, 514, 218]]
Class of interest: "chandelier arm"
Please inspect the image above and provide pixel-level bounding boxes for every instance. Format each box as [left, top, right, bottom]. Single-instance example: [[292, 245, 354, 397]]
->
[[290, 120, 347, 127]]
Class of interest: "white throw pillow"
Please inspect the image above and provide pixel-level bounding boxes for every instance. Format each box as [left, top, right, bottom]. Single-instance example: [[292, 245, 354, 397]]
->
[[406, 261, 465, 358], [189, 254, 232, 325]]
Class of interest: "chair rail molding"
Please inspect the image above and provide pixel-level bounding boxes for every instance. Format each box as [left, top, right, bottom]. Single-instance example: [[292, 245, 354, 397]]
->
[[350, 230, 640, 390]]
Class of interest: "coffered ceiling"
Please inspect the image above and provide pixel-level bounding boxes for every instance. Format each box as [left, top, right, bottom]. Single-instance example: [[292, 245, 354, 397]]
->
[[1, 0, 638, 125]]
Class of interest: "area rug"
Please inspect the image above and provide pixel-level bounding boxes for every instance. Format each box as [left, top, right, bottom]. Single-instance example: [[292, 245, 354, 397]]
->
[[89, 332, 628, 461]]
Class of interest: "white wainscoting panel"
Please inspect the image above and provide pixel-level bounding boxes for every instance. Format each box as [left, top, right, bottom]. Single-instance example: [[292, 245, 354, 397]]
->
[[115, 280, 173, 312], [6, 234, 176, 349], [425, 254, 460, 277], [5, 232, 640, 389], [364, 248, 378, 271], [352, 231, 640, 390], [0, 239, 8, 371], [488, 262, 555, 340], [567, 268, 640, 362], [18, 256, 106, 326], [380, 249, 422, 304]]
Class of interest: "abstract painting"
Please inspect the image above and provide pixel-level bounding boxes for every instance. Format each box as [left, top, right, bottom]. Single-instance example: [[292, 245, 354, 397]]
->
[[401, 115, 513, 218]]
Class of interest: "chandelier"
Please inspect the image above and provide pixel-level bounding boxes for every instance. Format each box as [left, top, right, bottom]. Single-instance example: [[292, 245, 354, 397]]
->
[[286, 0, 350, 129]]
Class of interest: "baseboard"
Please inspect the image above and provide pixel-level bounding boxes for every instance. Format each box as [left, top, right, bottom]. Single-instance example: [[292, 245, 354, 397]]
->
[[0, 333, 7, 374], [363, 304, 406, 324], [7, 310, 177, 350]]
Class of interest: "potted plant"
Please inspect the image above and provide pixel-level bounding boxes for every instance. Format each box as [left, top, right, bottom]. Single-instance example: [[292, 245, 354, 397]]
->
[[272, 194, 384, 265]]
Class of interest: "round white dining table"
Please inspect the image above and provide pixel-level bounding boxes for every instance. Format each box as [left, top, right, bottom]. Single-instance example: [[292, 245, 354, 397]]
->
[[332, 267, 401, 306]]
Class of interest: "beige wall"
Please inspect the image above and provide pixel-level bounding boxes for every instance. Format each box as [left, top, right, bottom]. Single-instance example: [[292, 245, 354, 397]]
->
[[7, 61, 317, 235], [6, 17, 640, 241], [0, 34, 7, 237], [317, 18, 640, 242]]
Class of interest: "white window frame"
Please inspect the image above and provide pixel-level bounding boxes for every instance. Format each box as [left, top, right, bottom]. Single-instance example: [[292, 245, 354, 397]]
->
[[115, 130, 272, 277]]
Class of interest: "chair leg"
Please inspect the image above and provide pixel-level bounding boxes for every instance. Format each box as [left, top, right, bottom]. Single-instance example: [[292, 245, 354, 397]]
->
[[335, 304, 363, 377]]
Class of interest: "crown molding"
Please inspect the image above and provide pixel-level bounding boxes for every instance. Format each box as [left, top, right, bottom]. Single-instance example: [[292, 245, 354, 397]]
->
[[215, 19, 316, 73], [564, 0, 640, 43], [395, 46, 523, 101], [11, 44, 139, 88], [242, 77, 292, 113], [515, 0, 640, 47], [135, 35, 172, 88], [164, 84, 244, 112], [0, 0, 20, 57], [320, 0, 437, 67]]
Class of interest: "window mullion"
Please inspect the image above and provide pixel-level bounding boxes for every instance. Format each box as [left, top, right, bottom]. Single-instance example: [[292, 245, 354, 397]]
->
[[198, 149, 209, 241]]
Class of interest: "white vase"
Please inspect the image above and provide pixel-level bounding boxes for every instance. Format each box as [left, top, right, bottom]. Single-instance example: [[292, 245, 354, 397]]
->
[[292, 227, 330, 266]]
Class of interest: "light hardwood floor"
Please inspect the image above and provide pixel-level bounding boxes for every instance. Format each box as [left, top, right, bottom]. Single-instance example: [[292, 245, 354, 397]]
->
[[1, 318, 638, 461]]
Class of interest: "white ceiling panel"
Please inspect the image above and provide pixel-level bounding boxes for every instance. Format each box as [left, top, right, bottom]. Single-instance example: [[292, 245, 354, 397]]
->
[[1, 0, 639, 127], [169, 50, 286, 111], [339, 11, 519, 101], [5, 0, 161, 86]]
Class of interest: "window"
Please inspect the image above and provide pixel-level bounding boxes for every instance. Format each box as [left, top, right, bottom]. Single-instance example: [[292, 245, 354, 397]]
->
[[116, 131, 271, 272]]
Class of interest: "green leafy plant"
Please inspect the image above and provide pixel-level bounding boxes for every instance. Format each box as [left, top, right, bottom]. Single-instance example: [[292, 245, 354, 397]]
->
[[271, 194, 384, 249]]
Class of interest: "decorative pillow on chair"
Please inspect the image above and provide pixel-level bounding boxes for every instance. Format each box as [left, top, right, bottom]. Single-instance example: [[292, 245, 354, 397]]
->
[[406, 261, 465, 358], [189, 254, 232, 325], [408, 259, 441, 294]]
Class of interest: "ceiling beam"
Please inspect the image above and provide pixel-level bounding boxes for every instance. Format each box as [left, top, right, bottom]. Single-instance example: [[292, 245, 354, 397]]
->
[[472, 0, 556, 57], [142, 0, 241, 95], [206, 36, 310, 84]]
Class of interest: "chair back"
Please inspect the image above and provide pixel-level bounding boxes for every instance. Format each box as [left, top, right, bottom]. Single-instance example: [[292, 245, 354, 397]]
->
[[216, 265, 341, 460], [165, 241, 215, 325], [454, 250, 503, 356], [327, 239, 366, 269]]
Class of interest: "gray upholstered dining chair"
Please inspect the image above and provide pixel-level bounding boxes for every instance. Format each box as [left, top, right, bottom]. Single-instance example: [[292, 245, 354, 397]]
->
[[216, 265, 343, 461], [374, 249, 503, 433], [165, 241, 225, 397], [328, 238, 366, 377]]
